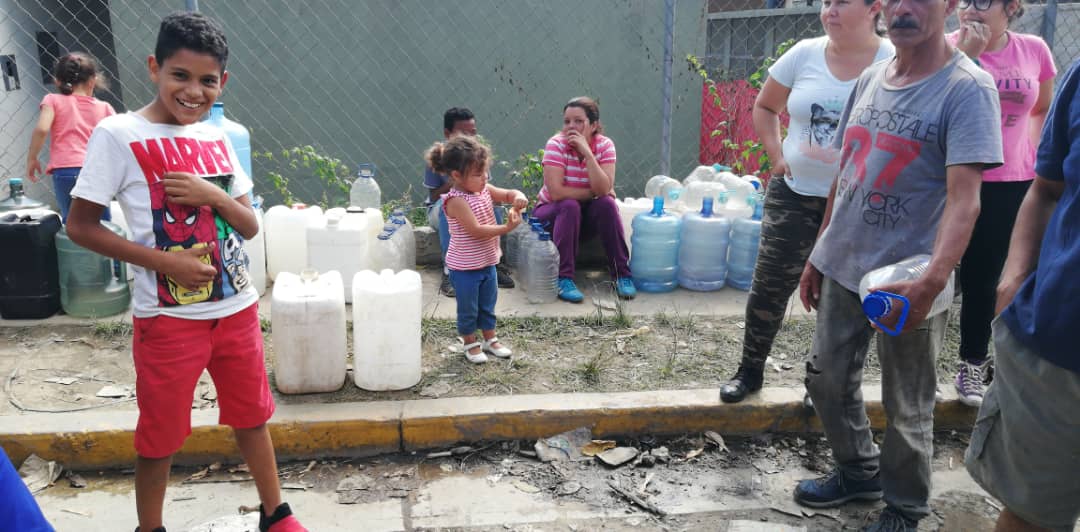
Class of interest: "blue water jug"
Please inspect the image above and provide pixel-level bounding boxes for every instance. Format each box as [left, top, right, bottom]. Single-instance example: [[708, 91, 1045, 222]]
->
[[677, 197, 732, 291], [204, 102, 252, 178], [630, 197, 682, 293], [726, 194, 763, 291]]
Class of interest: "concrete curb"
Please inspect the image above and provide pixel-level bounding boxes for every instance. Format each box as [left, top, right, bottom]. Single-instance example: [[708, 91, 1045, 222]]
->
[[0, 385, 976, 469]]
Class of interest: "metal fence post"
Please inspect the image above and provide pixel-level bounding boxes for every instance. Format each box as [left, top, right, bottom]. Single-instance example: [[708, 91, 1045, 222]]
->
[[661, 0, 675, 177], [1042, 0, 1057, 49]]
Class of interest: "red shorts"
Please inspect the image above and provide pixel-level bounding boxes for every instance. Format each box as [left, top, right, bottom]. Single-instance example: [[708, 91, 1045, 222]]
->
[[132, 303, 274, 458]]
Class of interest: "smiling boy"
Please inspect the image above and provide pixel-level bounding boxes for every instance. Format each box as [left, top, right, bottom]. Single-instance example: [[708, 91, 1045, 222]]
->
[[66, 12, 305, 532]]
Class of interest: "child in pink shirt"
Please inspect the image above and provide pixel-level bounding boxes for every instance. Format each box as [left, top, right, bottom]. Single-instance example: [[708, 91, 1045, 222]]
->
[[26, 52, 115, 222], [947, 0, 1056, 404]]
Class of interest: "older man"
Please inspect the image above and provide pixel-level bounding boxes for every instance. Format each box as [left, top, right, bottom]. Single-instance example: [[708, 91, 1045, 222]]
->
[[792, 0, 1003, 528]]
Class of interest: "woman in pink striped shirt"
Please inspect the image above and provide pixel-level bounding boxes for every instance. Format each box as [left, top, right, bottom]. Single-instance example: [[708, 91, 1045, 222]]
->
[[532, 97, 635, 303], [427, 136, 528, 364]]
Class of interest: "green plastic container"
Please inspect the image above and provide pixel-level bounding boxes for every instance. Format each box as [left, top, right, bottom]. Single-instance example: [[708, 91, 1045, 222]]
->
[[55, 222, 131, 317]]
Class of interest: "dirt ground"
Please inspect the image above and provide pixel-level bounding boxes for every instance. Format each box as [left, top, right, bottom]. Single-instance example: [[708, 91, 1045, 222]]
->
[[0, 303, 971, 414]]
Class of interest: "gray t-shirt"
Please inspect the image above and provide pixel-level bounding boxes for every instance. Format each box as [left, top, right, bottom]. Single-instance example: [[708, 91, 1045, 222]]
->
[[810, 51, 1003, 292]]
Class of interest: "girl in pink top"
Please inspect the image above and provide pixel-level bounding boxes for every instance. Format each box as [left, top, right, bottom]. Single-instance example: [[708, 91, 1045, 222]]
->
[[26, 52, 116, 222], [947, 0, 1055, 404], [532, 97, 635, 303], [426, 136, 527, 364]]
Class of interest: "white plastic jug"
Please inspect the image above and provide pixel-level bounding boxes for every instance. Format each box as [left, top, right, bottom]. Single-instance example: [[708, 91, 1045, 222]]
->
[[243, 200, 267, 296], [352, 269, 422, 391], [271, 270, 347, 394], [308, 209, 371, 303], [265, 203, 323, 280], [345, 206, 384, 240], [617, 197, 652, 253]]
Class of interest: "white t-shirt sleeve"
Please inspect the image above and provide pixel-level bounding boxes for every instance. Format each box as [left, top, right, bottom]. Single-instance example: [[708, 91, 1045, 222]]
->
[[71, 125, 125, 207], [767, 39, 806, 88]]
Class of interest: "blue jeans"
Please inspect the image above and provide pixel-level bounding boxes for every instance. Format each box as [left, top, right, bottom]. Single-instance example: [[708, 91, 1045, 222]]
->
[[52, 167, 111, 223], [449, 265, 498, 336]]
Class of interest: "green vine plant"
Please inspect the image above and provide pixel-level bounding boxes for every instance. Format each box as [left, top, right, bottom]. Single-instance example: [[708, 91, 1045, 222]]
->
[[498, 149, 544, 211], [687, 38, 795, 175], [255, 145, 352, 209]]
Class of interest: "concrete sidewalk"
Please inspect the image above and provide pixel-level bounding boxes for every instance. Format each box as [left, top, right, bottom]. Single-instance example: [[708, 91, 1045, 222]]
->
[[0, 267, 809, 327], [0, 385, 976, 470]]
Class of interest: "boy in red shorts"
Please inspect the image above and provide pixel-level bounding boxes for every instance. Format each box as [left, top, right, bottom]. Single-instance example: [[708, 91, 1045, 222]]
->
[[66, 12, 305, 532]]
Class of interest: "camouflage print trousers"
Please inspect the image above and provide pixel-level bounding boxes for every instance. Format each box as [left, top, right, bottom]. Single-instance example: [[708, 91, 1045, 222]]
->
[[740, 177, 827, 372]]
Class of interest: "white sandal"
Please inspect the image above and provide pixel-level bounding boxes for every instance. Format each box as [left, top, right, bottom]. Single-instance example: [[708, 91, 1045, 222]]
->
[[482, 337, 512, 358], [463, 341, 488, 364]]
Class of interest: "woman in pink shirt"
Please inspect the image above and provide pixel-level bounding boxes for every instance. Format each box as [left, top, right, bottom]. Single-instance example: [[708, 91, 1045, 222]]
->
[[532, 97, 635, 303], [26, 52, 116, 222], [948, 0, 1055, 405]]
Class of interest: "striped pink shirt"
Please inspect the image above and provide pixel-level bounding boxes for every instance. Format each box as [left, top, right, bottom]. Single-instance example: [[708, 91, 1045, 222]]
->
[[443, 187, 502, 271], [536, 133, 616, 205]]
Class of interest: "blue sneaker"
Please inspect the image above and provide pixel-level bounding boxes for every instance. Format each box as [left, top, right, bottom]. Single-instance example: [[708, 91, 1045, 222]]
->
[[793, 469, 882, 508], [557, 277, 584, 303], [861, 507, 918, 531], [615, 277, 637, 299]]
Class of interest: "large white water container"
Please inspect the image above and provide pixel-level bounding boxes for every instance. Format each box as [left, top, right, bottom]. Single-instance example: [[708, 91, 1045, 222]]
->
[[243, 200, 267, 296], [271, 270, 347, 394], [346, 206, 384, 240], [352, 269, 422, 390], [308, 210, 371, 303], [617, 197, 653, 254], [265, 204, 323, 280]]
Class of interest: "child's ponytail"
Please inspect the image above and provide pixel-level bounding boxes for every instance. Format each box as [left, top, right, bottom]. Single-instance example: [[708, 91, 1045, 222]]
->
[[425, 136, 490, 178], [53, 52, 107, 95]]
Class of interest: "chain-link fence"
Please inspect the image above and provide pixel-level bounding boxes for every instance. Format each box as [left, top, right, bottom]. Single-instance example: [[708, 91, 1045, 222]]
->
[[2, 0, 1078, 217]]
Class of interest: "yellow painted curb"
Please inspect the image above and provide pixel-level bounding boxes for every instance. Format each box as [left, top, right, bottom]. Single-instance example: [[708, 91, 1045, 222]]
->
[[0, 386, 977, 469]]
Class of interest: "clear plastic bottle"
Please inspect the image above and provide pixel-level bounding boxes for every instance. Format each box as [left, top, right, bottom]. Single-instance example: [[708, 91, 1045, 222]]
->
[[516, 222, 544, 288], [677, 197, 732, 291], [390, 209, 416, 270], [372, 222, 399, 272], [349, 163, 381, 210], [524, 231, 559, 303], [859, 254, 955, 336], [504, 215, 536, 269], [629, 196, 682, 293], [644, 175, 684, 208]]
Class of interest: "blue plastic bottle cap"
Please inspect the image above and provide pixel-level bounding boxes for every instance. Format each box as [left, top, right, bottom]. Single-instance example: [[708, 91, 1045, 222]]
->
[[862, 293, 891, 319]]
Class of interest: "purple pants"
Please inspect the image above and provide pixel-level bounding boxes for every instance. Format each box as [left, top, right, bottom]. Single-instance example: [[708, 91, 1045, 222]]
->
[[531, 195, 631, 280]]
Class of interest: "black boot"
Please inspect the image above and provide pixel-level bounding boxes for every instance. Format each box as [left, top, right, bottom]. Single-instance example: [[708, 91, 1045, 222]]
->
[[719, 365, 763, 403]]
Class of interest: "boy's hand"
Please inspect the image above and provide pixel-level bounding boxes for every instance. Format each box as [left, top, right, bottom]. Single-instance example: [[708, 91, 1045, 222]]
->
[[163, 172, 229, 208], [505, 208, 522, 230], [161, 244, 217, 290], [511, 191, 528, 211], [26, 159, 43, 182]]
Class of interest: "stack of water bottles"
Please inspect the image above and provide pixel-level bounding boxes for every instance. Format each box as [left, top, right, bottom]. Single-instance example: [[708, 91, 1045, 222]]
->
[[627, 168, 764, 293], [372, 210, 416, 273]]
